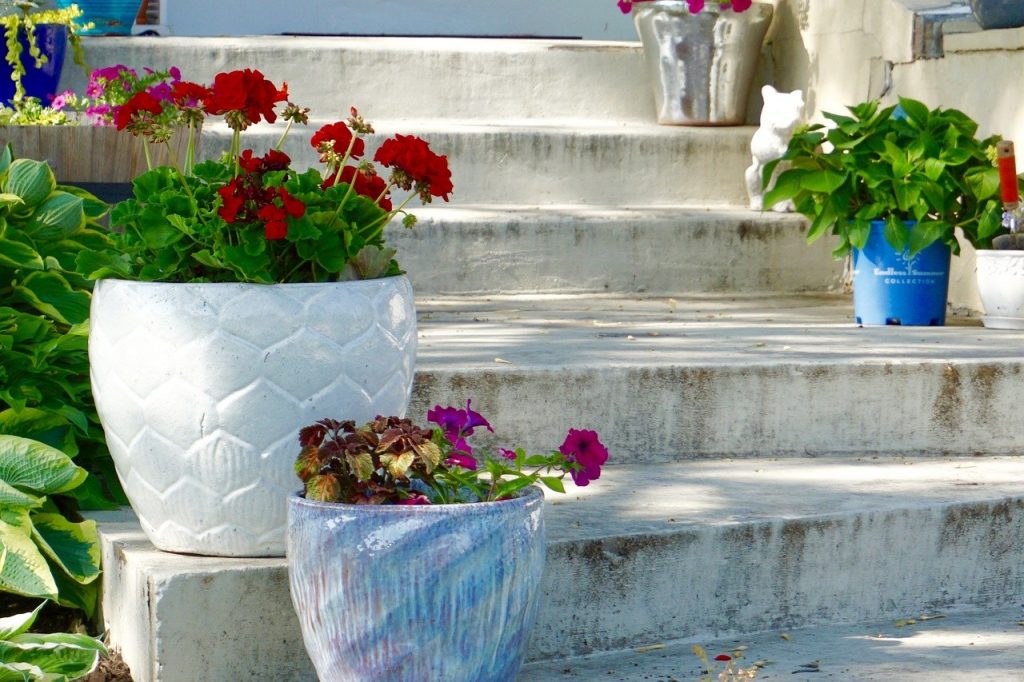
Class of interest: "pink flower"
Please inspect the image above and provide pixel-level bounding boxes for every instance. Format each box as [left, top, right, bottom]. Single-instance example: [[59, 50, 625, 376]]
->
[[397, 493, 432, 505], [445, 452, 478, 470], [50, 90, 74, 111], [499, 448, 517, 461], [559, 429, 609, 486]]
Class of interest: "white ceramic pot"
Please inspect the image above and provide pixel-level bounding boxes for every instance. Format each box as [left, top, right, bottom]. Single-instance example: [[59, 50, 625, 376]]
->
[[88, 276, 417, 556], [976, 250, 1024, 329]]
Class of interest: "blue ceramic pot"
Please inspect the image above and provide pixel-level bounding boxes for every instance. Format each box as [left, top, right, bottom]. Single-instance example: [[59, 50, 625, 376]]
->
[[287, 486, 546, 682], [969, 0, 1024, 30], [0, 24, 67, 106], [851, 221, 951, 326], [56, 0, 140, 36]]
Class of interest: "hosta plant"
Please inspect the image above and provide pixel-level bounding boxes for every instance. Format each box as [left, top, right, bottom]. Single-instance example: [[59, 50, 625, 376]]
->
[[0, 145, 120, 509], [77, 68, 453, 284], [762, 96, 1005, 256], [0, 601, 106, 681], [296, 401, 609, 505], [0, 435, 101, 617]]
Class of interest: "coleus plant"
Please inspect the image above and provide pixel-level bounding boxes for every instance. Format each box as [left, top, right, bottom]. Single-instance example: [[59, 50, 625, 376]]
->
[[617, 0, 753, 13], [295, 401, 609, 505], [76, 68, 452, 283]]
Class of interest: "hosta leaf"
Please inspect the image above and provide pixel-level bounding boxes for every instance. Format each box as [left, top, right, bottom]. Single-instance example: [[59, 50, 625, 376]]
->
[[0, 510, 57, 601], [3, 159, 55, 208], [0, 637, 102, 678], [0, 661, 40, 681], [0, 239, 42, 270], [30, 514, 100, 585], [0, 436, 87, 496], [0, 602, 42, 640], [24, 193, 84, 241], [13, 272, 90, 326]]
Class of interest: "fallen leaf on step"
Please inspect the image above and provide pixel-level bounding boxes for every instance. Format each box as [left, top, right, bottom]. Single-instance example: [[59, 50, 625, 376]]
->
[[752, 660, 772, 669], [917, 614, 946, 621], [780, 633, 791, 641], [647, 331, 660, 337], [1016, 621, 1024, 627], [494, 358, 512, 365], [626, 335, 636, 341], [592, 320, 623, 328], [634, 643, 665, 654], [667, 298, 678, 312], [895, 619, 917, 628]]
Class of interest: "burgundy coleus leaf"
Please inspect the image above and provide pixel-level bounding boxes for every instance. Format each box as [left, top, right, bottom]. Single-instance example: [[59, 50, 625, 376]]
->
[[298, 423, 328, 447]]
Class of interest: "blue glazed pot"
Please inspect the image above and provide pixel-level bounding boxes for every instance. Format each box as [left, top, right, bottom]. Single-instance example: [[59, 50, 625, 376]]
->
[[56, 0, 140, 36], [851, 221, 951, 326], [287, 486, 546, 682], [969, 0, 1024, 30], [0, 24, 67, 106]]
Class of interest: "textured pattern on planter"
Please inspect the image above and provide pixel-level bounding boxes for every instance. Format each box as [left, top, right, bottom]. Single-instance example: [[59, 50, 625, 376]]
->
[[287, 487, 546, 682], [89, 277, 416, 556], [977, 250, 1024, 328]]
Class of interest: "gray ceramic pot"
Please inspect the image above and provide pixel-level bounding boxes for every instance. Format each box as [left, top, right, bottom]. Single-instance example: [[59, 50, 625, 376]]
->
[[287, 486, 546, 681]]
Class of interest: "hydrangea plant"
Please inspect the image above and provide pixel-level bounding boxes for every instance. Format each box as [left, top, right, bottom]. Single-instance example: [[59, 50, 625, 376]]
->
[[76, 68, 452, 284], [295, 401, 609, 505]]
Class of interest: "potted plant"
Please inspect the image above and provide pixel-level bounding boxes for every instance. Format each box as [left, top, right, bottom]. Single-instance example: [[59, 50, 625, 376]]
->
[[0, 64, 196, 188], [973, 139, 1024, 329], [616, 0, 773, 125], [288, 400, 609, 681], [0, 1, 87, 105], [79, 69, 453, 557], [763, 97, 1004, 326], [56, 0, 139, 35]]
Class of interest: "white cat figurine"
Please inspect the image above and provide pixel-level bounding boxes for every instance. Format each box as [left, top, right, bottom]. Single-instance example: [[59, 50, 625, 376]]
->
[[745, 85, 805, 212]]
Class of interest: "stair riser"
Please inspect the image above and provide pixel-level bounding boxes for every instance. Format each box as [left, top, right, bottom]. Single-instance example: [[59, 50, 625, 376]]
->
[[99, 496, 1024, 680], [534, 498, 1024, 658], [409, 362, 1024, 461], [393, 213, 841, 294], [63, 38, 653, 121], [199, 125, 754, 206]]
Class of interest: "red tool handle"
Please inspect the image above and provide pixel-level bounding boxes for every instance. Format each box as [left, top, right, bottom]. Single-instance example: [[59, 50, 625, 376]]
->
[[998, 140, 1019, 204]]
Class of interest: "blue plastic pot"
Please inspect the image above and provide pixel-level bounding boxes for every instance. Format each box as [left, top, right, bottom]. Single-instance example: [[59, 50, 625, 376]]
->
[[0, 24, 67, 106], [57, 0, 140, 36], [851, 221, 951, 326], [969, 0, 1024, 30]]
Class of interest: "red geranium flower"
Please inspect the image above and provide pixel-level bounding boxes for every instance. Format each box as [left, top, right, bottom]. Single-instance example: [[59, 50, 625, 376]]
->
[[204, 69, 287, 125], [311, 121, 365, 160], [171, 80, 210, 106], [113, 91, 164, 131], [374, 134, 453, 201]]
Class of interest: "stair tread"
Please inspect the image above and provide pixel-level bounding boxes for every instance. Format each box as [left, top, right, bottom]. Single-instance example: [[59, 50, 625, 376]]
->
[[542, 455, 1024, 544], [519, 604, 1024, 681], [413, 293, 1011, 373]]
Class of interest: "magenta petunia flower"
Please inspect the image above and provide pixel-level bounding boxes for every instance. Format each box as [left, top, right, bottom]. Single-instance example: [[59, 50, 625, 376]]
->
[[559, 428, 609, 486], [499, 448, 517, 461], [687, 0, 705, 13], [397, 493, 432, 505], [427, 405, 466, 436], [464, 399, 493, 434], [445, 453, 478, 470]]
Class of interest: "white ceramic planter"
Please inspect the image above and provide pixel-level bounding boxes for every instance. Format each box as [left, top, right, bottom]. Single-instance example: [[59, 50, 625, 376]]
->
[[976, 250, 1024, 329], [88, 276, 417, 556], [287, 486, 546, 682]]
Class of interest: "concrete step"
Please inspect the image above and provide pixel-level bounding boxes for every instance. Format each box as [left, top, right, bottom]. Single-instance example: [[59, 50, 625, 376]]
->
[[93, 456, 1024, 681], [387, 205, 840, 295], [61, 37, 652, 121], [520, 604, 1024, 681], [197, 119, 756, 206], [411, 293, 1020, 462]]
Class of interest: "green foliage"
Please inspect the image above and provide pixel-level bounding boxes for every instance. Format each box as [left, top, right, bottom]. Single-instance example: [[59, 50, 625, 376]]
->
[[0, 436, 101, 617], [80, 162, 401, 283], [0, 145, 122, 511], [763, 97, 1012, 257], [0, 602, 106, 681]]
